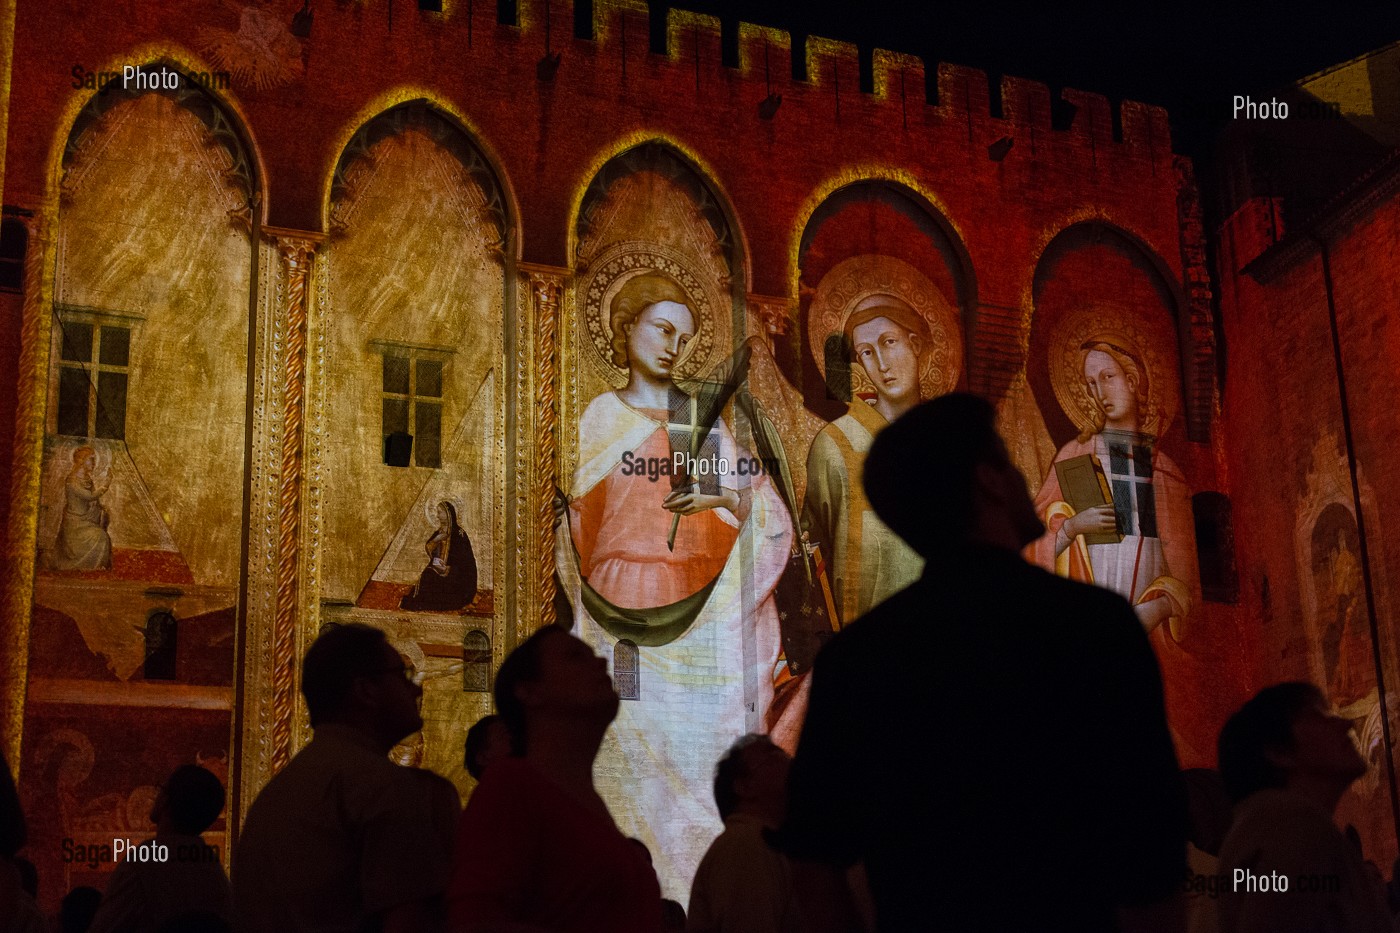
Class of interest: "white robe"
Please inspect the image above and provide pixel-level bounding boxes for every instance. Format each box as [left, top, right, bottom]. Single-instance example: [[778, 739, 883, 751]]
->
[[556, 391, 793, 901]]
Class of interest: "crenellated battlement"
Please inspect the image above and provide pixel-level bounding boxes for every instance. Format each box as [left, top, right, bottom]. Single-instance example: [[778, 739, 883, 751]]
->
[[6, 0, 1184, 260], [546, 0, 1172, 157], [411, 0, 1174, 161]]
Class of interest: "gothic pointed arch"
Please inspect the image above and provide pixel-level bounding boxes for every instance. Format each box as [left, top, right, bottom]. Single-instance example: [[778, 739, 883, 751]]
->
[[795, 179, 972, 423], [329, 100, 511, 249], [1028, 221, 1187, 450], [62, 61, 259, 208]]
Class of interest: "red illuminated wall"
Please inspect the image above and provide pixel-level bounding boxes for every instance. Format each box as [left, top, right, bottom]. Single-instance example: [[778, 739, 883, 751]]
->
[[0, 0, 1266, 901], [1218, 162, 1400, 861]]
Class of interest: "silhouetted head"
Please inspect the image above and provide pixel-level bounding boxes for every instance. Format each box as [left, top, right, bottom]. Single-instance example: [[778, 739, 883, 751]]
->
[[493, 625, 617, 756], [463, 714, 512, 780], [864, 393, 1043, 555], [60, 886, 103, 933], [713, 734, 791, 824], [301, 623, 423, 747], [1218, 682, 1366, 804], [660, 898, 687, 932], [151, 764, 224, 836]]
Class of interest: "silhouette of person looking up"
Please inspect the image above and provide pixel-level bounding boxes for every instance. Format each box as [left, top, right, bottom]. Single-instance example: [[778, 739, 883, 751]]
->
[[1215, 682, 1391, 933], [689, 734, 803, 933], [774, 393, 1186, 932], [234, 623, 459, 933], [447, 625, 661, 933], [88, 765, 229, 933]]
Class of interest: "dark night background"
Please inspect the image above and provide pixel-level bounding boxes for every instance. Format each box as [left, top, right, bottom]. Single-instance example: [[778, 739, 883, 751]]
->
[[645, 0, 1400, 160]]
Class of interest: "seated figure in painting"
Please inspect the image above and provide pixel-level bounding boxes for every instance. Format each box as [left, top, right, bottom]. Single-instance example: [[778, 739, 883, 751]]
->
[[400, 500, 478, 612], [556, 271, 792, 898], [1032, 338, 1197, 638], [50, 446, 112, 572]]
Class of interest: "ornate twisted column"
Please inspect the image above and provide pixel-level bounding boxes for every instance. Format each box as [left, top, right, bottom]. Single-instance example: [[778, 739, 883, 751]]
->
[[265, 231, 318, 772], [518, 264, 566, 632]]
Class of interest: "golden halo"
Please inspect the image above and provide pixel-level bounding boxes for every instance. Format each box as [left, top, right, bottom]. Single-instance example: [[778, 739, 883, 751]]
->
[[579, 242, 723, 387], [806, 254, 962, 400], [1047, 309, 1180, 437], [423, 495, 469, 528]]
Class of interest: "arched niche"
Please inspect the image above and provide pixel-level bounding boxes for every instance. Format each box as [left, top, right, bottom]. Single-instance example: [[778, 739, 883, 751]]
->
[[566, 140, 749, 474], [1028, 223, 1186, 450], [559, 139, 771, 904], [574, 141, 740, 280], [320, 101, 509, 613], [795, 180, 972, 424], [43, 62, 260, 589], [19, 62, 259, 912], [1024, 219, 1203, 730]]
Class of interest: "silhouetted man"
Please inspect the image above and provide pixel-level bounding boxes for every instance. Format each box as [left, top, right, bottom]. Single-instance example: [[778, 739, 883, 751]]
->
[[234, 623, 459, 933], [776, 393, 1186, 932], [1216, 682, 1391, 933], [462, 714, 511, 782], [690, 735, 801, 933], [89, 765, 229, 933]]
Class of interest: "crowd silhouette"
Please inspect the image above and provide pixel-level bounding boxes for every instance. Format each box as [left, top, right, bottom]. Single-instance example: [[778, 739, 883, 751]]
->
[[2, 394, 1398, 933]]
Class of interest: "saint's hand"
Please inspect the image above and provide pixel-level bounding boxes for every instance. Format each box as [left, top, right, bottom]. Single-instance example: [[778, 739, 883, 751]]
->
[[1063, 504, 1118, 538], [1134, 595, 1174, 634], [551, 490, 568, 528], [662, 487, 739, 516]]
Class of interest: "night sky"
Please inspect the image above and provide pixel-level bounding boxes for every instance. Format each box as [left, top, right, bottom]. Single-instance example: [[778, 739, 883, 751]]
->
[[655, 0, 1400, 160]]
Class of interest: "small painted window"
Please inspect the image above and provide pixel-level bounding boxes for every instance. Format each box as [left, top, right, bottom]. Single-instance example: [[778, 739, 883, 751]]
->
[[1193, 491, 1239, 604], [57, 318, 131, 440], [614, 639, 639, 701], [463, 629, 491, 692], [381, 350, 443, 468], [0, 218, 27, 293]]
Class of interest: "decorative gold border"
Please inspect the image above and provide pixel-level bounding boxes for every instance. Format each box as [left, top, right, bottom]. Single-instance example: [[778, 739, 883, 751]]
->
[[266, 231, 321, 772], [519, 264, 567, 631], [236, 236, 286, 823], [0, 207, 54, 768]]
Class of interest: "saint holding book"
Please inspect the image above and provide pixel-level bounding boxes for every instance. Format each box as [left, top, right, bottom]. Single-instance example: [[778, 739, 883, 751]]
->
[[1031, 333, 1198, 640]]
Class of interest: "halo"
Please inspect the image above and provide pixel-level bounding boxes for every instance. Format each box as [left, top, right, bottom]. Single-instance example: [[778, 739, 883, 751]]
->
[[806, 254, 962, 400], [90, 442, 113, 479], [1047, 308, 1180, 437], [579, 241, 722, 387], [423, 494, 469, 528]]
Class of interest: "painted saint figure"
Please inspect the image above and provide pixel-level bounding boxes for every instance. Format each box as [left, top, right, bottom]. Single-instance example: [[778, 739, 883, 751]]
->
[[557, 272, 792, 899], [1320, 522, 1370, 710], [51, 446, 112, 571], [1032, 340, 1197, 638], [803, 295, 928, 629], [400, 500, 478, 612]]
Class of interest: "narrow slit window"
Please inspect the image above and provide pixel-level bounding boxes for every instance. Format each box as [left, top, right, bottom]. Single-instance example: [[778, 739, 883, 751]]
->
[[614, 639, 640, 701]]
